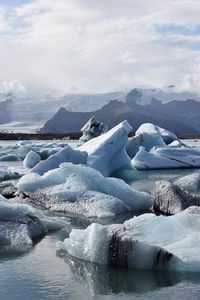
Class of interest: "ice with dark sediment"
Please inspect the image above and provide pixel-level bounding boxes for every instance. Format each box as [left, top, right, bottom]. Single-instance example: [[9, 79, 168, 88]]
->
[[79, 116, 108, 145], [17, 163, 153, 219], [58, 207, 200, 272], [154, 180, 200, 215], [0, 195, 68, 248], [174, 171, 200, 195]]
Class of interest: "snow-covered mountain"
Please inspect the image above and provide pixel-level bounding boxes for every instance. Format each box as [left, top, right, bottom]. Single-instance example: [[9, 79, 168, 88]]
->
[[0, 86, 200, 132]]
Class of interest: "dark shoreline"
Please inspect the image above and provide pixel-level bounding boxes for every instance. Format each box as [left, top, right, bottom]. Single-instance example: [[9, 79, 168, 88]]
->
[[0, 132, 200, 140]]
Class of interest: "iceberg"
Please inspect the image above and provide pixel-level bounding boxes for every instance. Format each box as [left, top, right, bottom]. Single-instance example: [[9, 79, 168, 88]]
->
[[79, 120, 133, 176], [0, 166, 22, 181], [17, 163, 153, 218], [135, 123, 178, 144], [0, 154, 20, 161], [23, 150, 41, 168], [31, 146, 87, 175], [154, 180, 200, 215], [0, 195, 68, 247], [174, 171, 200, 195], [132, 146, 200, 170], [58, 207, 200, 271], [126, 133, 166, 159], [79, 116, 108, 145]]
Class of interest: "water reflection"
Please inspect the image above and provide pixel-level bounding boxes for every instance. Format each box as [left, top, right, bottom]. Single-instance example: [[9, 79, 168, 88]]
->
[[57, 253, 184, 295]]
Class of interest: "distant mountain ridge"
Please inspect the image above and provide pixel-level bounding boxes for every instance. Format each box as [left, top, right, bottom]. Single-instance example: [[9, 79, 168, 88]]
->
[[40, 91, 200, 134], [1, 87, 200, 132]]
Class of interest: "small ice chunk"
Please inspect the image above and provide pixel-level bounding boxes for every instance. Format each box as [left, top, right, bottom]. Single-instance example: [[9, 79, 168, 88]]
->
[[135, 123, 178, 144], [31, 146, 88, 175], [126, 133, 166, 158], [23, 150, 41, 168], [79, 116, 108, 145]]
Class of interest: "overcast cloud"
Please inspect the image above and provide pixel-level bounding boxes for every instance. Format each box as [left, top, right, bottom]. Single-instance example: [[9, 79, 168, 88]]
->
[[0, 0, 200, 94]]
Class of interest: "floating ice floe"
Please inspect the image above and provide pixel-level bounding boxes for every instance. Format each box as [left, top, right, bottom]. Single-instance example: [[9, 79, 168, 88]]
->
[[79, 116, 108, 145], [17, 163, 153, 219], [0, 154, 20, 161], [154, 180, 200, 215], [132, 146, 200, 170], [11, 140, 68, 160], [31, 146, 87, 175], [23, 150, 41, 168], [79, 120, 133, 176], [0, 195, 68, 248], [174, 171, 200, 195], [135, 123, 178, 144], [0, 182, 17, 198], [126, 132, 166, 159], [58, 207, 200, 272], [0, 166, 22, 181]]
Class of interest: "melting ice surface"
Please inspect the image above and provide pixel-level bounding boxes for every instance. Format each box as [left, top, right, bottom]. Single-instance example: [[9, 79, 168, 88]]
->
[[1, 138, 200, 299]]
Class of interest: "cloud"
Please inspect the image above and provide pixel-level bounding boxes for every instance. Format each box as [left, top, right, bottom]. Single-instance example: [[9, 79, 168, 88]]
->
[[0, 0, 200, 94]]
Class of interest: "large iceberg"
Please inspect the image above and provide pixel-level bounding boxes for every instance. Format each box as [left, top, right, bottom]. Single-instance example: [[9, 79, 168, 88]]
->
[[79, 120, 133, 176], [132, 146, 200, 170], [58, 207, 200, 271], [31, 146, 87, 175], [17, 163, 153, 219], [79, 116, 108, 145], [0, 195, 68, 248]]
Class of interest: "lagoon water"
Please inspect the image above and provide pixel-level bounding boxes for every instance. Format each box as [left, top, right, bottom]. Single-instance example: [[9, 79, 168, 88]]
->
[[1, 139, 200, 299]]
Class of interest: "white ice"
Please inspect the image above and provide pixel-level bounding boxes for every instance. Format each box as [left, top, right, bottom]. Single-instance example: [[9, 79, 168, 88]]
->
[[79, 120, 133, 176], [126, 132, 166, 159], [58, 207, 200, 272], [31, 146, 87, 175], [23, 150, 41, 168], [132, 146, 200, 170], [17, 163, 153, 218], [135, 123, 178, 144]]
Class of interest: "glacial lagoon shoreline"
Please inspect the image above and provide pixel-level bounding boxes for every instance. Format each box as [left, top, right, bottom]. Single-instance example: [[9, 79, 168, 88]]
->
[[0, 132, 200, 140]]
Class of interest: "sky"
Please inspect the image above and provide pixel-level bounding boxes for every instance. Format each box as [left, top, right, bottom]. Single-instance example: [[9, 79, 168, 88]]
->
[[0, 0, 200, 95]]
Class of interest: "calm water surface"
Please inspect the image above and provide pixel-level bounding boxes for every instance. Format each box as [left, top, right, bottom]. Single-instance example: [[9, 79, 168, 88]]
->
[[0, 139, 200, 299]]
